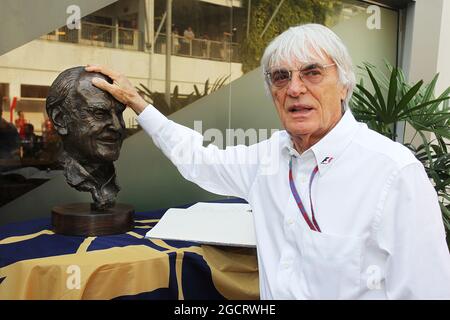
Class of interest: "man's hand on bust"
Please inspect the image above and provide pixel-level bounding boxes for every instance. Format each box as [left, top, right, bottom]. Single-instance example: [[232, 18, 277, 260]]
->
[[85, 64, 149, 115]]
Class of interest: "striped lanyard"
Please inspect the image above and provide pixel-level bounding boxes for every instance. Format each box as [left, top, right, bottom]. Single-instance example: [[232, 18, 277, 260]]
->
[[288, 157, 321, 232]]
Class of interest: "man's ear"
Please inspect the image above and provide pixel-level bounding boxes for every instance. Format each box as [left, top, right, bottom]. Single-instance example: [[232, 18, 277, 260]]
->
[[340, 85, 348, 102], [49, 105, 68, 135]]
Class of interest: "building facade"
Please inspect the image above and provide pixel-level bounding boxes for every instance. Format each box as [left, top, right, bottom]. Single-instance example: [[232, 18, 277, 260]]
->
[[1, 0, 450, 221]]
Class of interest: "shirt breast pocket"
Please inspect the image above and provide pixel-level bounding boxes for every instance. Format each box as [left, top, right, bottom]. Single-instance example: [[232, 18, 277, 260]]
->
[[298, 229, 363, 299]]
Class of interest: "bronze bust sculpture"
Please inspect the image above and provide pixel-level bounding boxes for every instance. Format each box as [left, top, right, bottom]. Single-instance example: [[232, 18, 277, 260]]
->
[[46, 66, 133, 235]]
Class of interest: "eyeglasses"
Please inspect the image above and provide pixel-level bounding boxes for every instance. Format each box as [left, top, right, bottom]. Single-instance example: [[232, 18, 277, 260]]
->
[[264, 63, 336, 88]]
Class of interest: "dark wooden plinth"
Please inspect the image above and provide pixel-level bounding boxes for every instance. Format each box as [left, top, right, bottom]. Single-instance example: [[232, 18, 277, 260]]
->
[[52, 203, 134, 236]]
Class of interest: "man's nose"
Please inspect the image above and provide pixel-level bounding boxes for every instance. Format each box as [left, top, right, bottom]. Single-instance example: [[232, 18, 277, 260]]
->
[[286, 71, 307, 97], [109, 112, 122, 131]]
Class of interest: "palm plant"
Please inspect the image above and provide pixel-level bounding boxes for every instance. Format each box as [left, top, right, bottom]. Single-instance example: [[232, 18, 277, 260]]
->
[[193, 75, 230, 98], [136, 75, 231, 116], [350, 62, 450, 247], [136, 84, 189, 115]]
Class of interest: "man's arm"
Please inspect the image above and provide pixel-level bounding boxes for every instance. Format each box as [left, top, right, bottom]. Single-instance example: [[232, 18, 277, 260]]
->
[[136, 106, 263, 199], [376, 162, 450, 299]]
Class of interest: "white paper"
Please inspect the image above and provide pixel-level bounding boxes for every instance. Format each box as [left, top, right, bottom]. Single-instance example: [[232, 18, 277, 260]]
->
[[188, 202, 252, 213], [145, 202, 256, 247]]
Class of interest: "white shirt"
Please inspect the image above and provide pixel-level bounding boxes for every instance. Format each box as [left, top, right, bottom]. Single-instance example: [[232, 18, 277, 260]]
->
[[137, 105, 450, 300]]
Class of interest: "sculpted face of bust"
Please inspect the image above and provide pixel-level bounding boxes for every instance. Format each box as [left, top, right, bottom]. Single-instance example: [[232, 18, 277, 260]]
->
[[46, 66, 126, 210], [64, 72, 126, 163]]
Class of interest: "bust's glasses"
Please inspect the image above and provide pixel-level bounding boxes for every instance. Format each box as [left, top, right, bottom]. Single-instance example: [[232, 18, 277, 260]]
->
[[265, 63, 336, 88]]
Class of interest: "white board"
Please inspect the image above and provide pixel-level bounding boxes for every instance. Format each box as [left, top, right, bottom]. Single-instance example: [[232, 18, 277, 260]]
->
[[145, 202, 256, 248]]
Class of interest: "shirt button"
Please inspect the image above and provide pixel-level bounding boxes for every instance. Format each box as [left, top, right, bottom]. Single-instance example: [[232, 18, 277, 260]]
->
[[287, 218, 294, 225], [283, 262, 291, 269], [300, 176, 308, 183]]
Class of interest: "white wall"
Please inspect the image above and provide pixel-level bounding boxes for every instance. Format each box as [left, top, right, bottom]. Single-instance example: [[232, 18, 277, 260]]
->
[[400, 0, 450, 146], [436, 0, 450, 95], [403, 0, 443, 84], [0, 39, 241, 87], [0, 38, 242, 130], [402, 0, 450, 94]]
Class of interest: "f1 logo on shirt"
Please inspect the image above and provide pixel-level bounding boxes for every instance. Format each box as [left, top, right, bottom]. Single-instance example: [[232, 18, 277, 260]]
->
[[321, 157, 334, 164]]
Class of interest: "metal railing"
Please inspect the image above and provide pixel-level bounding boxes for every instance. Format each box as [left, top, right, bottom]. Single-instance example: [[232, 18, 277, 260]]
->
[[155, 33, 240, 63], [41, 24, 240, 62], [41, 22, 142, 51]]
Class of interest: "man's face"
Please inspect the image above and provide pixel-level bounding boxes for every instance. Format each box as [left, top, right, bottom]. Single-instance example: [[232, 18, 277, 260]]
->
[[65, 73, 126, 163], [270, 54, 347, 143]]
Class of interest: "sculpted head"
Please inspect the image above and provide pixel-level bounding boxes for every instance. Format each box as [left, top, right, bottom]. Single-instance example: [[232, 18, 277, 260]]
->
[[46, 66, 126, 164]]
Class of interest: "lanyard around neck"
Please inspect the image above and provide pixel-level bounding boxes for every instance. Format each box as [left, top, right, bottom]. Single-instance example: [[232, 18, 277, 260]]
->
[[288, 157, 321, 232]]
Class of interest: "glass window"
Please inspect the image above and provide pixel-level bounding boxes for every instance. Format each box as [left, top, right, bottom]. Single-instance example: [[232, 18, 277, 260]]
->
[[0, 83, 9, 112], [0, 0, 399, 224], [21, 85, 50, 99]]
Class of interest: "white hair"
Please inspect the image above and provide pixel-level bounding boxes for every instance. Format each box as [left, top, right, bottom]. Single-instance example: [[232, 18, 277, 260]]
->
[[261, 23, 356, 108]]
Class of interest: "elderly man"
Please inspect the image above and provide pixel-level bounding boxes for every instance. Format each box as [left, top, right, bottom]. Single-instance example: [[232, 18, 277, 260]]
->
[[86, 24, 450, 299]]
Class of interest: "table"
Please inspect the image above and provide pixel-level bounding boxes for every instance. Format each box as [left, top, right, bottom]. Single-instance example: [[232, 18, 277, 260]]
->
[[0, 199, 259, 300]]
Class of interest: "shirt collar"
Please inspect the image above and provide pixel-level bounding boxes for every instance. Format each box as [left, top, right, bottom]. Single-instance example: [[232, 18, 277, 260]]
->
[[282, 110, 361, 176]]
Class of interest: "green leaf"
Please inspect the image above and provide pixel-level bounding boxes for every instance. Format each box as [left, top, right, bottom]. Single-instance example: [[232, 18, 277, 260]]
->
[[193, 84, 200, 97], [422, 73, 439, 104], [355, 85, 384, 115], [203, 79, 210, 96], [366, 66, 387, 115], [400, 96, 450, 119], [386, 67, 398, 118], [352, 91, 380, 115], [393, 80, 423, 119], [138, 83, 153, 96]]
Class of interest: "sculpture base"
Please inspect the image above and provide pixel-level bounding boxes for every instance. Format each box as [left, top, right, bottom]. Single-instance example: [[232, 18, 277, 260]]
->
[[52, 203, 134, 236]]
